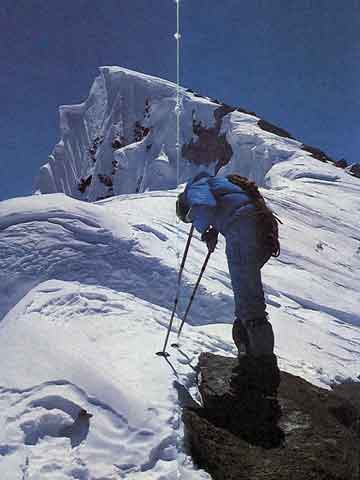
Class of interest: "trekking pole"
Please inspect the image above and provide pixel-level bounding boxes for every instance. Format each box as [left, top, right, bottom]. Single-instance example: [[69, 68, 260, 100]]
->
[[156, 225, 195, 357], [173, 249, 212, 342]]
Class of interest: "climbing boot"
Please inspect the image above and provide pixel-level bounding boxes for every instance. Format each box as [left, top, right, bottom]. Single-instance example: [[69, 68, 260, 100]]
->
[[253, 353, 281, 397], [232, 353, 281, 398], [245, 315, 275, 357]]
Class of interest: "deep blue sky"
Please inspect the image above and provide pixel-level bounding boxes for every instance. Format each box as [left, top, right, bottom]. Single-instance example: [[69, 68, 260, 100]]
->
[[1, 0, 359, 200]]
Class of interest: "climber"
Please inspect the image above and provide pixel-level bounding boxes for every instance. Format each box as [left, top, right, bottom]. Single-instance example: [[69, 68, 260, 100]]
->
[[177, 166, 281, 395]]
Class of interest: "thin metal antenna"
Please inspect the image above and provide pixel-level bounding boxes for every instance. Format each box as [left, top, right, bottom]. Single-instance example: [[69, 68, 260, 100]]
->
[[174, 0, 182, 280], [156, 0, 184, 358]]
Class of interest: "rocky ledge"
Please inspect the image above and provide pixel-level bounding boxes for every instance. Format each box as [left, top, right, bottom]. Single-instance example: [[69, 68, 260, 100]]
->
[[183, 352, 360, 480]]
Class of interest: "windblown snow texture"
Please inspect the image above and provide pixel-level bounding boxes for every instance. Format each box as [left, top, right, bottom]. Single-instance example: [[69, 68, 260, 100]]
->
[[35, 66, 309, 201], [1, 67, 360, 479]]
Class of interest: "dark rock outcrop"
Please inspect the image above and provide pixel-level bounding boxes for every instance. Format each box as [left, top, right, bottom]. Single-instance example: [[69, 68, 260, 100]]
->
[[331, 380, 360, 433], [301, 143, 334, 163], [347, 164, 360, 178], [236, 106, 257, 116], [183, 353, 359, 480], [181, 105, 235, 171], [88, 135, 104, 163], [258, 119, 294, 139], [97, 174, 113, 187], [335, 159, 348, 169], [112, 135, 127, 150], [133, 121, 150, 142], [78, 175, 92, 193], [181, 102, 297, 173]]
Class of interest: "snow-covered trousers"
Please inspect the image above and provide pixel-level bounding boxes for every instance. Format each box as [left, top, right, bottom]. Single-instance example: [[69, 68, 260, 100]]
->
[[224, 212, 274, 356]]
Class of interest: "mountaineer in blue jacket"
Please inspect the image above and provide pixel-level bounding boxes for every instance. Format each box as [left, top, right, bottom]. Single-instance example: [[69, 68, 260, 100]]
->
[[177, 169, 280, 395]]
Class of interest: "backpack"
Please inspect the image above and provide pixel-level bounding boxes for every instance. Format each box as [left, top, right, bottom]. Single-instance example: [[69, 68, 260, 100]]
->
[[226, 174, 282, 259]]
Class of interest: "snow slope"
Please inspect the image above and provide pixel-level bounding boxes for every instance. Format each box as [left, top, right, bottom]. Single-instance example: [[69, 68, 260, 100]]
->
[[2, 65, 360, 479], [1, 148, 360, 478]]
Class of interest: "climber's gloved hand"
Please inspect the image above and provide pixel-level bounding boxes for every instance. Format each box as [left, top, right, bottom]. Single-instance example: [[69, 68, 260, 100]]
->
[[201, 227, 218, 253]]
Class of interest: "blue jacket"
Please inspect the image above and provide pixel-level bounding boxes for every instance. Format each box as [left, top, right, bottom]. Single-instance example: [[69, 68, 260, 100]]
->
[[183, 173, 256, 235]]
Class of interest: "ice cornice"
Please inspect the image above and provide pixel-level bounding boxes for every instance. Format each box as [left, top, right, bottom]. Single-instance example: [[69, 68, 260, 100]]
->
[[99, 65, 181, 91]]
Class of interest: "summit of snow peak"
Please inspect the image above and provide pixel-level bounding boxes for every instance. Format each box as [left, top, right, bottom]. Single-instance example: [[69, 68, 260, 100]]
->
[[35, 66, 350, 202]]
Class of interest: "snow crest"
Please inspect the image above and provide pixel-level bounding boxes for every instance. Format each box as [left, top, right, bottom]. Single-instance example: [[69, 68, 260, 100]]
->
[[2, 162, 360, 476], [35, 66, 309, 201], [2, 66, 360, 479]]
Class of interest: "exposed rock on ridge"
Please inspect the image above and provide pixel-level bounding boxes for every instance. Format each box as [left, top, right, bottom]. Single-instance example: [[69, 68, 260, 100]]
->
[[35, 66, 358, 201], [183, 353, 359, 480]]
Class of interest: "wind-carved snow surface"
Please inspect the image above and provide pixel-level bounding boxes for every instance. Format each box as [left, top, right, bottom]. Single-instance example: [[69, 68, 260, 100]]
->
[[1, 149, 360, 478], [2, 67, 360, 478], [35, 66, 305, 201]]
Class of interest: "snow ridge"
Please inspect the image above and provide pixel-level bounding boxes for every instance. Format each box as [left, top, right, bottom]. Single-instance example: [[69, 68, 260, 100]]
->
[[1, 67, 360, 479], [35, 65, 319, 202]]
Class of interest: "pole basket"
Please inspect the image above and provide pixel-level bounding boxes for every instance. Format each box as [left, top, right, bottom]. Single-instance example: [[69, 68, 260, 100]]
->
[[156, 351, 170, 358]]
